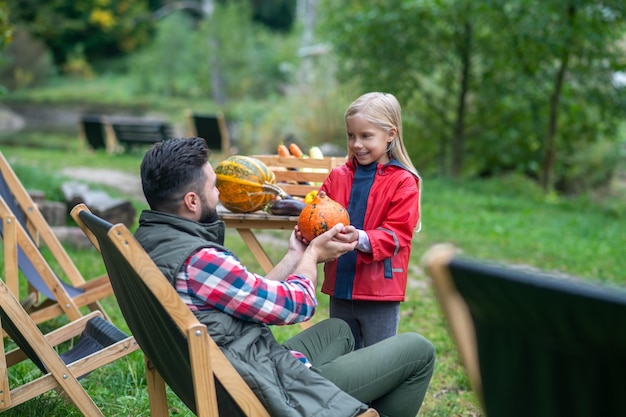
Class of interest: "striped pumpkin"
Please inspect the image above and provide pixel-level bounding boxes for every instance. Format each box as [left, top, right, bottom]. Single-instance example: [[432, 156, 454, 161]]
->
[[215, 155, 277, 213]]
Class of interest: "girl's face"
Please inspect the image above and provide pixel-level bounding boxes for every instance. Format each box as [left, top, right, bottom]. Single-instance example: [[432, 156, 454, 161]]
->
[[346, 115, 396, 166]]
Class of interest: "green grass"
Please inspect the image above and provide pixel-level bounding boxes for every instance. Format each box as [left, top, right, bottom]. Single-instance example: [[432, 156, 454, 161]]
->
[[1, 144, 625, 416], [4, 75, 218, 116]]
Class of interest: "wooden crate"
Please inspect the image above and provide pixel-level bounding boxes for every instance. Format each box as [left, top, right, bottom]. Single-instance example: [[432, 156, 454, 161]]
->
[[251, 155, 346, 197]]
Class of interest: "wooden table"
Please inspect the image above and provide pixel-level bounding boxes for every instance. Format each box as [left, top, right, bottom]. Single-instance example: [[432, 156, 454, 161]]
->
[[218, 209, 298, 274]]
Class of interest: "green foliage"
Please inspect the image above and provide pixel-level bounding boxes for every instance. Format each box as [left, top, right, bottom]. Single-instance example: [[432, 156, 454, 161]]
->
[[128, 1, 299, 103], [557, 139, 623, 194], [8, 0, 154, 66], [129, 11, 209, 98], [0, 26, 54, 90], [0, 0, 10, 94], [241, 53, 357, 153], [0, 0, 9, 48], [250, 0, 297, 32], [319, 0, 626, 191], [9, 160, 66, 202], [61, 44, 95, 78], [203, 0, 299, 100]]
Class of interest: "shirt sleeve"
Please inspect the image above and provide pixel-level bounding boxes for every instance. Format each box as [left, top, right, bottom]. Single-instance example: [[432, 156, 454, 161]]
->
[[179, 247, 318, 325], [356, 229, 372, 253]]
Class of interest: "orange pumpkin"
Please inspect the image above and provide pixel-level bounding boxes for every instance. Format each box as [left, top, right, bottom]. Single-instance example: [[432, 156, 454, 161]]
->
[[297, 191, 350, 241], [215, 155, 282, 213]]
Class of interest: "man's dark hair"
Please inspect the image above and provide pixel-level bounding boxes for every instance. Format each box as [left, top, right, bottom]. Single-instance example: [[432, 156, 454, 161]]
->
[[140, 137, 210, 212]]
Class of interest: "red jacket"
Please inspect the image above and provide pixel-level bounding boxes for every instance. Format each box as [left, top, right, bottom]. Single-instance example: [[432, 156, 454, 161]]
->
[[320, 159, 421, 301]]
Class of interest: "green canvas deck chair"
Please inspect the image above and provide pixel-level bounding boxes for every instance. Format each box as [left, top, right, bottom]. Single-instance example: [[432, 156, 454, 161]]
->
[[79, 114, 106, 151], [185, 110, 231, 154], [0, 151, 114, 325], [0, 277, 138, 414], [423, 243, 626, 417], [71, 203, 271, 417]]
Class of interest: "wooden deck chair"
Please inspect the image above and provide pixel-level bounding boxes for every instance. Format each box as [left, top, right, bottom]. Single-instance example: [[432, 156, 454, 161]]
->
[[71, 203, 271, 417], [0, 151, 114, 325], [185, 110, 231, 155], [0, 278, 138, 414], [79, 114, 106, 151], [79, 115, 118, 154], [422, 243, 626, 417]]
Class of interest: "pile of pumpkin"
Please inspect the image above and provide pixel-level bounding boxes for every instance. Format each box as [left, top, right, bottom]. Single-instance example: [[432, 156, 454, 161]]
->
[[215, 154, 349, 241]]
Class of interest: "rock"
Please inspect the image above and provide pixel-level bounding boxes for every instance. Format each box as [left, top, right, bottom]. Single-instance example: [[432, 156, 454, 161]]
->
[[50, 226, 94, 249], [61, 181, 136, 227], [38, 201, 67, 226], [0, 105, 26, 133]]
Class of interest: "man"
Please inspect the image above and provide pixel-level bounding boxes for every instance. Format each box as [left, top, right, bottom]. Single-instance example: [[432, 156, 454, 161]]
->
[[135, 137, 435, 417]]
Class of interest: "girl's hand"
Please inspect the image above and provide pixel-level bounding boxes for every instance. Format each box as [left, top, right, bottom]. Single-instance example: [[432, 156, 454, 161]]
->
[[334, 224, 358, 244], [307, 223, 357, 263], [294, 224, 358, 246]]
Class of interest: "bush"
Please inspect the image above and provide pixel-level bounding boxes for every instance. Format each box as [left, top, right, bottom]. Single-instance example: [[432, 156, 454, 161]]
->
[[129, 11, 208, 98], [557, 139, 623, 194], [244, 53, 355, 154], [128, 2, 299, 102], [0, 26, 54, 90], [201, 0, 299, 101]]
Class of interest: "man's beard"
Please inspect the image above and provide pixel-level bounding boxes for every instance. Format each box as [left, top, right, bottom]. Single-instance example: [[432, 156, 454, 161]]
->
[[199, 198, 219, 223]]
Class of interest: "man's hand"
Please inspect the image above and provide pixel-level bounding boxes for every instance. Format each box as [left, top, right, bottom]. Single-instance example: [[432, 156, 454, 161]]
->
[[287, 229, 307, 255], [276, 223, 357, 287], [307, 223, 357, 263]]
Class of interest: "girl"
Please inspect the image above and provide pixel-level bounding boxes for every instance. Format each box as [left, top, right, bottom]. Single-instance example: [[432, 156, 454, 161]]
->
[[319, 92, 421, 349]]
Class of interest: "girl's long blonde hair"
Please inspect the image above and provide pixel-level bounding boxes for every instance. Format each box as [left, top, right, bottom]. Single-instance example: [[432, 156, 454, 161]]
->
[[344, 92, 418, 176], [345, 92, 422, 231]]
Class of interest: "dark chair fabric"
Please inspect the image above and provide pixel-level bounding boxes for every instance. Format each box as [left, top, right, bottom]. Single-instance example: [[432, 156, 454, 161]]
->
[[80, 114, 107, 150], [192, 114, 223, 151], [0, 173, 84, 300], [447, 256, 626, 417], [1, 309, 129, 374], [59, 315, 130, 364], [76, 209, 244, 416]]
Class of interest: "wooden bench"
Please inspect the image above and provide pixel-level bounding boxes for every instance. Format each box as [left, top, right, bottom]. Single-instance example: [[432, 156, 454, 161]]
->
[[251, 155, 346, 197], [106, 117, 174, 152], [79, 115, 174, 153], [185, 110, 232, 155]]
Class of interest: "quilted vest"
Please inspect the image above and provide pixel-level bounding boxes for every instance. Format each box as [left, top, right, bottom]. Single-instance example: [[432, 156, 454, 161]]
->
[[134, 210, 368, 417]]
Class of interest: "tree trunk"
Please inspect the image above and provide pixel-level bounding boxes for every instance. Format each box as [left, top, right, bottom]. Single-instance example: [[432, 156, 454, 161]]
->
[[296, 0, 319, 85], [540, 5, 575, 192], [451, 22, 472, 178], [202, 0, 226, 105]]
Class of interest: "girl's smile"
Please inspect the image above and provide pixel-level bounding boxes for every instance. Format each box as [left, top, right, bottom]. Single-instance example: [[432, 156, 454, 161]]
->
[[346, 115, 395, 166]]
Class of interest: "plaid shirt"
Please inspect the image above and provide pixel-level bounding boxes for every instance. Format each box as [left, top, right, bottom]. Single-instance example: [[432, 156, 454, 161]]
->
[[176, 246, 318, 326]]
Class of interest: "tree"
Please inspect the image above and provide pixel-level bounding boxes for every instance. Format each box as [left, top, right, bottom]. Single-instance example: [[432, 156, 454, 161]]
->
[[319, 0, 626, 192], [319, 0, 492, 177], [8, 0, 154, 66], [483, 0, 626, 191], [0, 0, 12, 95]]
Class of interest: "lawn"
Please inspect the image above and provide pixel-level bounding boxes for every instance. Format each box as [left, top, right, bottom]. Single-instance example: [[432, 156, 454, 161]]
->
[[1, 144, 625, 416]]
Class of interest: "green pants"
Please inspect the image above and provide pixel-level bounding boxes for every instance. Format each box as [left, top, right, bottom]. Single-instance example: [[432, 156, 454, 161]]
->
[[283, 318, 435, 417]]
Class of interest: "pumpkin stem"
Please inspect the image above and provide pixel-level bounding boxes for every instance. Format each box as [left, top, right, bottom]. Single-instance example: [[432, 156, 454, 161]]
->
[[262, 182, 290, 199]]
